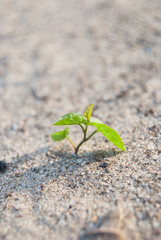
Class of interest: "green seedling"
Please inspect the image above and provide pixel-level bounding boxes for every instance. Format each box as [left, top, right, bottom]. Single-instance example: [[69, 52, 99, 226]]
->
[[51, 103, 125, 154]]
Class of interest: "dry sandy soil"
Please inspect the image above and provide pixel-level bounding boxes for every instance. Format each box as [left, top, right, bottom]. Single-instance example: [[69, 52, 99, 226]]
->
[[0, 0, 161, 239]]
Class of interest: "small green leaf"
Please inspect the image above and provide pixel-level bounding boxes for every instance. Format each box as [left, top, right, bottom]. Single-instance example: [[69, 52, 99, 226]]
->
[[53, 113, 89, 126], [51, 127, 69, 141], [83, 103, 93, 121], [91, 122, 125, 151], [90, 117, 103, 124]]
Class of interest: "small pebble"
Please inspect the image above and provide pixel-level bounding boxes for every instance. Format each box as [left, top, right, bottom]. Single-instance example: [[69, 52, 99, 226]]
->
[[92, 215, 98, 223], [81, 161, 86, 166], [99, 162, 107, 168], [0, 161, 7, 173], [77, 158, 82, 164]]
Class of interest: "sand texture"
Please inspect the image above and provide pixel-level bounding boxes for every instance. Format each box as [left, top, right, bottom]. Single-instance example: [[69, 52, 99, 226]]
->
[[0, 0, 161, 239]]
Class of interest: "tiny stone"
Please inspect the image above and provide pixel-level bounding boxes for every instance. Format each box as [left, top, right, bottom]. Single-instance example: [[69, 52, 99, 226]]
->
[[92, 215, 98, 223], [0, 161, 7, 173], [158, 175, 161, 180], [81, 161, 86, 166], [99, 162, 108, 168], [77, 158, 82, 163]]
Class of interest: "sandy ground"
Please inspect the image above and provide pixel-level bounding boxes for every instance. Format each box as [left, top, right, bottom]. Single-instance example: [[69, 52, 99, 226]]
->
[[0, 0, 161, 239]]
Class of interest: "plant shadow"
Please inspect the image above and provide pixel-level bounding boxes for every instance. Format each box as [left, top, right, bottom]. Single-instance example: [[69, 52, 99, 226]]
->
[[50, 148, 121, 162], [1, 146, 122, 200]]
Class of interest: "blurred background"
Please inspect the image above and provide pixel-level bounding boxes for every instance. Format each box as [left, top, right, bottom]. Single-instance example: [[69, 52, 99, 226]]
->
[[0, 0, 161, 153]]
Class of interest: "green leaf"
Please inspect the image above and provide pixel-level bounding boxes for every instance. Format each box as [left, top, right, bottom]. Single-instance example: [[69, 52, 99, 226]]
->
[[53, 113, 89, 126], [83, 103, 93, 121], [91, 122, 125, 151], [51, 127, 69, 141], [90, 116, 103, 124]]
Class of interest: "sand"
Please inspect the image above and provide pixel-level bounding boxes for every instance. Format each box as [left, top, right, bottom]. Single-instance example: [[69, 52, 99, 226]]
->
[[0, 0, 161, 239]]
